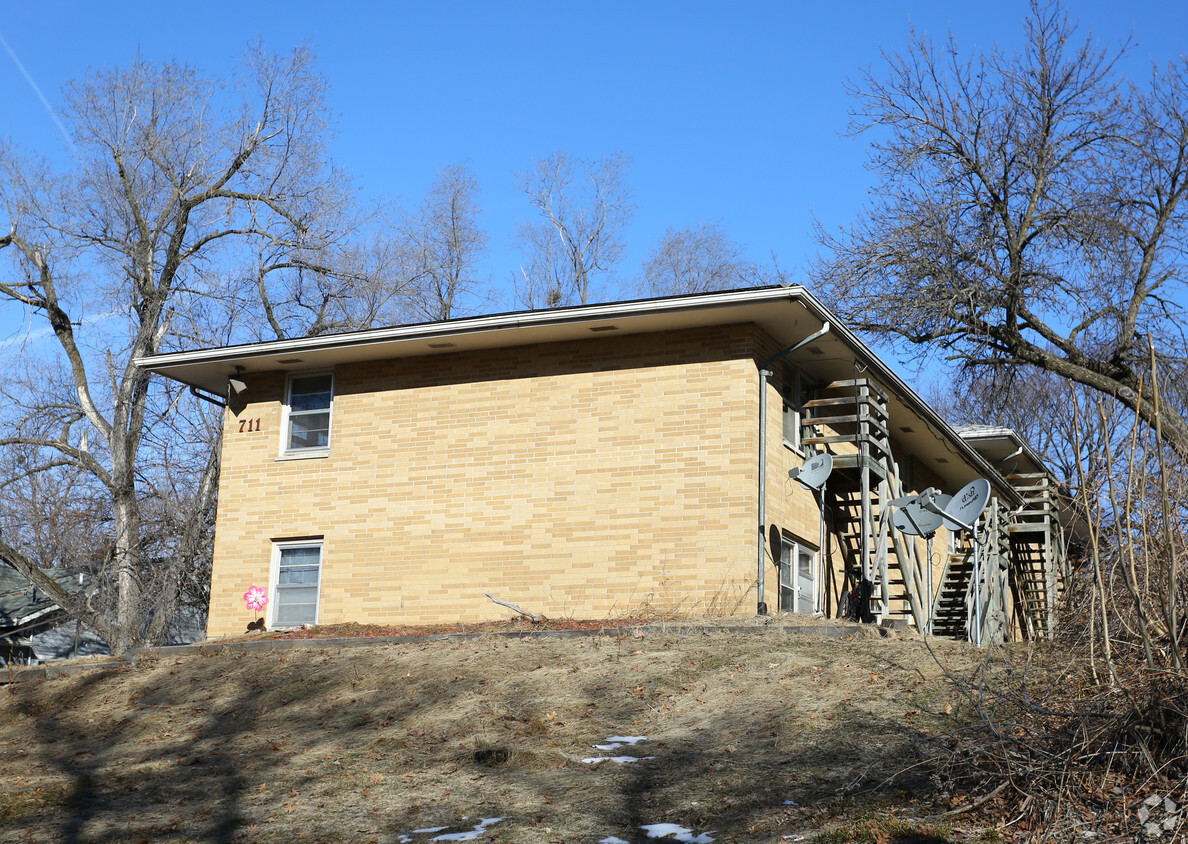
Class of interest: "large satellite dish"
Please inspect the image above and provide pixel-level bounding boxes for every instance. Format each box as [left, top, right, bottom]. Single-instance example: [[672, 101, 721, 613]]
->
[[892, 497, 946, 537], [941, 479, 991, 532], [789, 453, 833, 491]]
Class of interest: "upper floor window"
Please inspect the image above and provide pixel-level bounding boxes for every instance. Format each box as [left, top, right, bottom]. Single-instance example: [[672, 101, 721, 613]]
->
[[782, 366, 810, 453], [283, 372, 333, 455]]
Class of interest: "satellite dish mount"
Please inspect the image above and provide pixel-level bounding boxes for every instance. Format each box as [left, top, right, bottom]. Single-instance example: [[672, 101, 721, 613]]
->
[[888, 479, 992, 642], [788, 453, 833, 614]]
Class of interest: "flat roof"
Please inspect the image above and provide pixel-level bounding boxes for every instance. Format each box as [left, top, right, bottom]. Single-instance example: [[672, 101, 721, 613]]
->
[[136, 286, 1022, 502]]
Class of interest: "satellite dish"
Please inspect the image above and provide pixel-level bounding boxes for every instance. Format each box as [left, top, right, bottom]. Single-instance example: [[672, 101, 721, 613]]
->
[[892, 498, 946, 537], [941, 479, 991, 532], [789, 453, 833, 490]]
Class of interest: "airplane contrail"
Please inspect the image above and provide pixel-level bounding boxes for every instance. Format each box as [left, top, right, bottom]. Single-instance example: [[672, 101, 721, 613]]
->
[[0, 27, 80, 162]]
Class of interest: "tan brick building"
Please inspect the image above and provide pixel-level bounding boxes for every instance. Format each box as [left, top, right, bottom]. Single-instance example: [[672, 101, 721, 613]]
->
[[139, 287, 1067, 642]]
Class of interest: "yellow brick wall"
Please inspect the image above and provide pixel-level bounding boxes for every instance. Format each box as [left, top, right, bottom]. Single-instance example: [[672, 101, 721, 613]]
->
[[207, 324, 780, 637], [754, 332, 852, 616]]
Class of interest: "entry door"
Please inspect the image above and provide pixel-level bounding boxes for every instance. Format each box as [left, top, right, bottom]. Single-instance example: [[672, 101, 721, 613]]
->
[[796, 544, 816, 613]]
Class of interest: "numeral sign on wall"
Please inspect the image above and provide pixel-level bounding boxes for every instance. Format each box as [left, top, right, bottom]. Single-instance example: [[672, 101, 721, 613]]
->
[[238, 418, 262, 433]]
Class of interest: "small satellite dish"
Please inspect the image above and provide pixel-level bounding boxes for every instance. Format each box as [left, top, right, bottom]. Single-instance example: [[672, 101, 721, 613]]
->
[[941, 479, 991, 532], [789, 453, 833, 490], [892, 498, 946, 537]]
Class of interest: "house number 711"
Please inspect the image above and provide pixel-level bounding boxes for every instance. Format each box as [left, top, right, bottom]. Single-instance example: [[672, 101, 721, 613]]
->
[[238, 418, 262, 433]]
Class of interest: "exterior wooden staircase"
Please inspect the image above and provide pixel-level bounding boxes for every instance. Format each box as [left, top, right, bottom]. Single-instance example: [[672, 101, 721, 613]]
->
[[1006, 472, 1065, 639], [931, 542, 974, 639], [929, 497, 1012, 644], [803, 377, 926, 629], [799, 379, 1067, 643]]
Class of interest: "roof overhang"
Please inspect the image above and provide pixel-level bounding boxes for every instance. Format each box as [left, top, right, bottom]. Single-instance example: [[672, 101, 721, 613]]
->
[[953, 426, 1049, 477], [137, 287, 828, 393], [136, 286, 1021, 504]]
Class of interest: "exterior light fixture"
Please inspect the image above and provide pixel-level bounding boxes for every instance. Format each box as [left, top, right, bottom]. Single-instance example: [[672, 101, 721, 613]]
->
[[229, 366, 248, 395]]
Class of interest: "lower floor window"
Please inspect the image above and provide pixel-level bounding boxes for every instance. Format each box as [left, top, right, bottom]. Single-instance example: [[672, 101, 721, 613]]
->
[[273, 541, 322, 627], [779, 535, 818, 614]]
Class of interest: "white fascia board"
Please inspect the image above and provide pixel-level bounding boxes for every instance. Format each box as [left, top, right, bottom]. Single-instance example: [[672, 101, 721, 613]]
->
[[12, 604, 60, 628], [137, 287, 806, 369], [134, 287, 813, 393]]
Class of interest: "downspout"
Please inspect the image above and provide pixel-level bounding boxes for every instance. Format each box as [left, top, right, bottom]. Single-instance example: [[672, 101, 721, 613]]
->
[[757, 322, 831, 614], [189, 385, 227, 409]]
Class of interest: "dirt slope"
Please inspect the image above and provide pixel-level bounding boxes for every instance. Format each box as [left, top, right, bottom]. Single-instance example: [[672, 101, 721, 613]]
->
[[0, 620, 990, 843]]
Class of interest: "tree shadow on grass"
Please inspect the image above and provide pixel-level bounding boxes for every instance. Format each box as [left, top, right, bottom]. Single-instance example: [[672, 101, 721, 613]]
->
[[2, 630, 967, 842]]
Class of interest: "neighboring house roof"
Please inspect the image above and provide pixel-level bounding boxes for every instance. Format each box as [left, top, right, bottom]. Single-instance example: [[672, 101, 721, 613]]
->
[[0, 564, 85, 631], [0, 565, 114, 665], [135, 286, 1023, 504]]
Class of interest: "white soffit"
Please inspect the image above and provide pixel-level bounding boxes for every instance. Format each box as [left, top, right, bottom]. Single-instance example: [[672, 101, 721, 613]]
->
[[135, 287, 820, 394]]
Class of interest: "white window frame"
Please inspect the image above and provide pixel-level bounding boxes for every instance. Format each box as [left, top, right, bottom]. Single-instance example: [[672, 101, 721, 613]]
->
[[279, 371, 334, 459], [781, 366, 810, 455], [269, 539, 324, 629], [778, 533, 819, 615]]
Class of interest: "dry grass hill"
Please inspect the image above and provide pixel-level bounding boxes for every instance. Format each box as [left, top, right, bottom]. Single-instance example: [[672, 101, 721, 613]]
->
[[0, 618, 1000, 843]]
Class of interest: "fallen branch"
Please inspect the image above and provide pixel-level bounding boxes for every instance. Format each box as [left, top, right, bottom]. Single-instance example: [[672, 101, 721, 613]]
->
[[927, 780, 1008, 819], [485, 593, 545, 623]]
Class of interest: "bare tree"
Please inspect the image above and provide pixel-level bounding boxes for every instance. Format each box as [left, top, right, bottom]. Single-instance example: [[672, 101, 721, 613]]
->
[[514, 152, 633, 308], [811, 1, 1188, 458], [0, 46, 391, 653], [400, 164, 491, 321], [252, 233, 409, 340], [636, 222, 766, 297], [924, 366, 1121, 491]]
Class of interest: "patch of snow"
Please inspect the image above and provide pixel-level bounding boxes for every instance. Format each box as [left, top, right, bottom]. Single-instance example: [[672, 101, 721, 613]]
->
[[641, 822, 715, 842], [412, 827, 449, 834], [594, 735, 647, 749], [599, 838, 630, 844], [582, 755, 654, 764], [430, 817, 505, 841], [783, 799, 799, 806]]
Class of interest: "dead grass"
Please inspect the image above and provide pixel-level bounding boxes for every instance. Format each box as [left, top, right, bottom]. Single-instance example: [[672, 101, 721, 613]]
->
[[0, 619, 996, 843]]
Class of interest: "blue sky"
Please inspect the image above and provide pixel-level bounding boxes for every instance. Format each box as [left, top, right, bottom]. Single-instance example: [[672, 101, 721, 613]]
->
[[1, 0, 1185, 348]]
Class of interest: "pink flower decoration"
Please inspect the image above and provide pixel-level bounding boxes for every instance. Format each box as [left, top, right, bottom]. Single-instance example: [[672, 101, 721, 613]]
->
[[243, 585, 268, 612]]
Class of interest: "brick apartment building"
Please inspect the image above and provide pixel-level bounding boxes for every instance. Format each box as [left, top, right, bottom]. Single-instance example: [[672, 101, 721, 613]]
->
[[139, 287, 1067, 643]]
